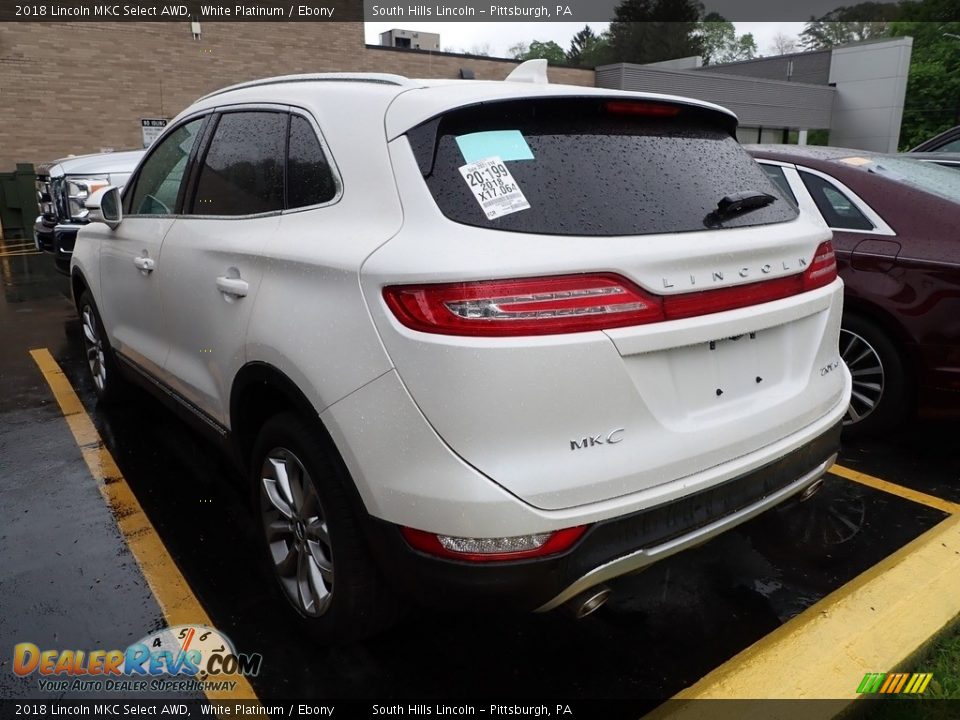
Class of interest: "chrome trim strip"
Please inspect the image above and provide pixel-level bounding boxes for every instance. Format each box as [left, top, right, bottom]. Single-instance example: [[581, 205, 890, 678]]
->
[[535, 452, 838, 612]]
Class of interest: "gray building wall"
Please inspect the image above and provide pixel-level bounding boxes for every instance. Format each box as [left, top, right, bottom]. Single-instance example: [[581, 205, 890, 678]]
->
[[598, 37, 914, 153], [645, 56, 703, 70], [595, 64, 834, 130], [696, 50, 832, 85], [827, 38, 913, 153]]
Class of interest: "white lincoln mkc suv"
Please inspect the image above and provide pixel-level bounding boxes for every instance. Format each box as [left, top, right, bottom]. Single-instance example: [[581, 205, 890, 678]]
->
[[72, 62, 852, 641]]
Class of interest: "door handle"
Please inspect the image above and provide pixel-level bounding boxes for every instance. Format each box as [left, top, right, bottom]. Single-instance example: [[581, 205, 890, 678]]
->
[[133, 256, 155, 273], [216, 276, 249, 298]]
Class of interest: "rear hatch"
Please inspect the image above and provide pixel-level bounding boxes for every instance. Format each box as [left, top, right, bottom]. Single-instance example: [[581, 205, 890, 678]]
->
[[362, 90, 845, 511]]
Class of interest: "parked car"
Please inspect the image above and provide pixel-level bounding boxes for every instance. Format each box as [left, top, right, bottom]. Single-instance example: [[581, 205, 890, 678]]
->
[[35, 150, 144, 274], [906, 151, 960, 171], [910, 124, 960, 153], [73, 67, 849, 641], [748, 145, 960, 434]]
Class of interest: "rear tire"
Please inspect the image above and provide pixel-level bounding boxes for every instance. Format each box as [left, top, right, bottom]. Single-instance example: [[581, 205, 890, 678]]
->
[[840, 315, 910, 436], [78, 290, 127, 404], [251, 413, 400, 643]]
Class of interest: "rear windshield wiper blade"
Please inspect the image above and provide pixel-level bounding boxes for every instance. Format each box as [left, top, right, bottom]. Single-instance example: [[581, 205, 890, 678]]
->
[[712, 191, 777, 220]]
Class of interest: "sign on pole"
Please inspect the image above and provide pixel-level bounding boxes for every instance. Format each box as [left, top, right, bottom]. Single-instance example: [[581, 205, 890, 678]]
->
[[141, 118, 168, 147]]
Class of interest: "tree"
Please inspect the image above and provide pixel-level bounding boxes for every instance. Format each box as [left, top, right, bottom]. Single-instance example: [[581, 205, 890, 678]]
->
[[605, 0, 706, 65], [566, 25, 611, 67], [799, 21, 889, 50], [507, 41, 529, 60], [467, 42, 492, 57], [768, 32, 798, 55], [517, 40, 568, 64], [888, 15, 960, 148], [695, 14, 757, 64], [730, 32, 757, 62], [446, 43, 493, 56], [567, 25, 595, 63], [797, 3, 902, 51]]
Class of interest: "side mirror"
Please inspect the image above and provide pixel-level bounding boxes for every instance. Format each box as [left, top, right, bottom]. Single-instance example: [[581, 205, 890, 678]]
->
[[86, 186, 122, 230]]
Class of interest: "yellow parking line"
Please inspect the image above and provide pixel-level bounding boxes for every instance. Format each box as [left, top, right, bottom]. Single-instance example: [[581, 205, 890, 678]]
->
[[29, 348, 261, 705], [831, 463, 960, 515], [0, 249, 41, 258], [647, 459, 960, 713], [646, 513, 960, 715]]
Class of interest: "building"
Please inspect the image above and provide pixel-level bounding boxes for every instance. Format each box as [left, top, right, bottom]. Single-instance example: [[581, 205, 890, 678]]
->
[[0, 23, 913, 170], [596, 37, 914, 153], [379, 28, 440, 51], [0, 23, 592, 169]]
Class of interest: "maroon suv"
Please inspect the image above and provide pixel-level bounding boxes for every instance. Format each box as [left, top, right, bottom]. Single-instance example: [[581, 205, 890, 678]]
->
[[748, 145, 960, 434]]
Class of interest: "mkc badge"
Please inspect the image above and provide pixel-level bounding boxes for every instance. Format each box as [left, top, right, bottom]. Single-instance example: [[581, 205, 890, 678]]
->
[[570, 428, 625, 451]]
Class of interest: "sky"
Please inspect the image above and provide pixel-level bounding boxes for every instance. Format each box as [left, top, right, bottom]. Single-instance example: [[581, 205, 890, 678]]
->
[[364, 22, 809, 58]]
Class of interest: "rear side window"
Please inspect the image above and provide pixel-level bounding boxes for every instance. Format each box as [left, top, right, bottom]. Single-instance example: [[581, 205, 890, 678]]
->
[[287, 115, 337, 209], [192, 111, 286, 216], [761, 164, 797, 205], [406, 98, 796, 236], [799, 171, 874, 231]]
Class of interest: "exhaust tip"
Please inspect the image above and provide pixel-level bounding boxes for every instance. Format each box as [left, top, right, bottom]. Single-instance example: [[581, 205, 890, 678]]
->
[[566, 586, 612, 619], [800, 477, 825, 502]]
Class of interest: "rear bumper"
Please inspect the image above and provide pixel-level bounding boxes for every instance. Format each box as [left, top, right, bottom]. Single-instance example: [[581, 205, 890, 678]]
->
[[366, 421, 841, 613]]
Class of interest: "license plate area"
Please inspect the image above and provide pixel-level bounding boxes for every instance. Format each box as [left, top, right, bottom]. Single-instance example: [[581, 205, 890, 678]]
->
[[622, 322, 805, 429], [665, 328, 788, 412], [703, 331, 770, 400]]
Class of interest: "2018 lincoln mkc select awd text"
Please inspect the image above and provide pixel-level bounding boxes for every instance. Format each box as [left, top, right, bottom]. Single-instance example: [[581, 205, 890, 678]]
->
[[72, 63, 851, 641]]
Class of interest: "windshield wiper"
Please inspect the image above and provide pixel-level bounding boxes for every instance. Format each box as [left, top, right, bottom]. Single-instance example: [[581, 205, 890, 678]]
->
[[712, 191, 777, 219]]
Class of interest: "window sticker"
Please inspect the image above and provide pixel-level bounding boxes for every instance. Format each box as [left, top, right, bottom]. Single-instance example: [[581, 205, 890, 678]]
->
[[458, 156, 530, 220], [455, 130, 534, 163]]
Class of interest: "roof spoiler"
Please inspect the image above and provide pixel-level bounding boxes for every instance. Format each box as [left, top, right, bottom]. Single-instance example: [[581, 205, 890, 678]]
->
[[505, 59, 549, 84]]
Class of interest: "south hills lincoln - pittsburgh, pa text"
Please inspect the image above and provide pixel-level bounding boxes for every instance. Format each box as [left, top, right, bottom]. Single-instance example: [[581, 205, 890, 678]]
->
[[370, 5, 573, 18]]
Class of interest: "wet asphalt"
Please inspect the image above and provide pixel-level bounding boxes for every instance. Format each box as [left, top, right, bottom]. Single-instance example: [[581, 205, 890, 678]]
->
[[0, 248, 957, 706]]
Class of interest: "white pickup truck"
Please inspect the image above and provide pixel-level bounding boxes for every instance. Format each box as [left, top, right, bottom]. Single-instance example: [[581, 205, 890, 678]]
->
[[34, 149, 144, 274]]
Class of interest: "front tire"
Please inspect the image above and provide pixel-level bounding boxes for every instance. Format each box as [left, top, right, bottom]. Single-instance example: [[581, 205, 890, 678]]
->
[[840, 315, 910, 436], [78, 290, 127, 404], [251, 413, 399, 642]]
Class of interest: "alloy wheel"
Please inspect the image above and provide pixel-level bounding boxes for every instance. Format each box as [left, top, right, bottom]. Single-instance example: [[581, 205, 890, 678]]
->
[[840, 328, 884, 426], [81, 305, 107, 393], [260, 448, 334, 617]]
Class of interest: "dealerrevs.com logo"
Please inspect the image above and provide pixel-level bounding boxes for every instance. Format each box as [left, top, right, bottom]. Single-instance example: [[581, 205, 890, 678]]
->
[[13, 625, 262, 693]]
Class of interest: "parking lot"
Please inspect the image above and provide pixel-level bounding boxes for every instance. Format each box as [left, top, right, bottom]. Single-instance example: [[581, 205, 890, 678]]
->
[[2, 245, 959, 712]]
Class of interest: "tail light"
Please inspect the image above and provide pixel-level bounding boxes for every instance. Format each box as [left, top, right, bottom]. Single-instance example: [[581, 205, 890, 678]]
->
[[383, 242, 838, 337], [664, 241, 837, 320], [401, 526, 587, 563], [383, 274, 662, 337], [802, 240, 838, 291]]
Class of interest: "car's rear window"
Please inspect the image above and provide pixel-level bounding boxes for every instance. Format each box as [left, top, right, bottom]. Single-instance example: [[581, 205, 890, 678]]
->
[[406, 98, 797, 236], [865, 156, 960, 204]]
